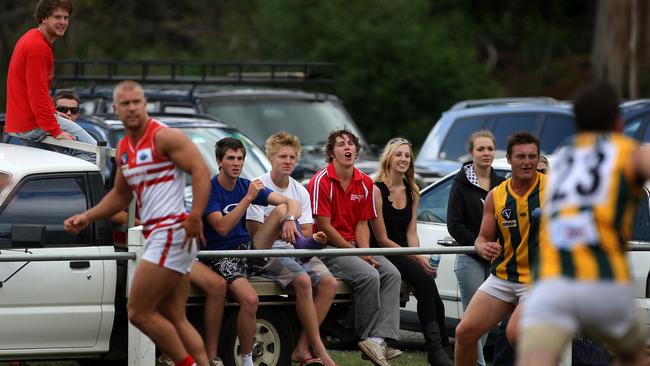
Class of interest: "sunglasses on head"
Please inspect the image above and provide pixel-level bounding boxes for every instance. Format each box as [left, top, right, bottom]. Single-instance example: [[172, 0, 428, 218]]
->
[[388, 137, 412, 146], [56, 106, 80, 114]]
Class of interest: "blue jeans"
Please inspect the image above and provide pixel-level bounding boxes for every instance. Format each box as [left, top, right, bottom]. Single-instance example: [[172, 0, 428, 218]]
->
[[455, 254, 490, 366], [9, 114, 97, 162]]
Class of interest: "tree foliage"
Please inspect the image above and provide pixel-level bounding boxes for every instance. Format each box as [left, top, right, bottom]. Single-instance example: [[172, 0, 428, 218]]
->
[[4, 0, 638, 148]]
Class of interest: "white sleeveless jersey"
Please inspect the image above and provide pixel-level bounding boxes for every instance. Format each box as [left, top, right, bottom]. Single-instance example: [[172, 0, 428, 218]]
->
[[117, 119, 187, 238]]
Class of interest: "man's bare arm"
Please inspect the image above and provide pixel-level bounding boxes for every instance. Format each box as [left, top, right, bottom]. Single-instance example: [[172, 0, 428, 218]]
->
[[634, 145, 650, 181], [207, 180, 264, 236], [64, 168, 133, 233], [474, 190, 501, 261], [156, 128, 210, 219], [156, 128, 210, 248]]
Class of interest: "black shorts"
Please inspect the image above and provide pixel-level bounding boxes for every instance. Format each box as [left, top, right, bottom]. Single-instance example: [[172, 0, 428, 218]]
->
[[204, 241, 267, 283]]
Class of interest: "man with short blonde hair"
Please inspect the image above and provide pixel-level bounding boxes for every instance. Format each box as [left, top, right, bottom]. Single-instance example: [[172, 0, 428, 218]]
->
[[65, 80, 211, 366], [247, 131, 338, 366]]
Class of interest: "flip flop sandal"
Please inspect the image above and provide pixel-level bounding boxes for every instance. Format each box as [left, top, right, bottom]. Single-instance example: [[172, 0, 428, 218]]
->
[[298, 357, 325, 366]]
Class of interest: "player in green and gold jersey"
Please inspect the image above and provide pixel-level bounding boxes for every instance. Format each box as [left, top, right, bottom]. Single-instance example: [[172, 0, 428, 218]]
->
[[518, 82, 650, 366], [455, 131, 546, 366]]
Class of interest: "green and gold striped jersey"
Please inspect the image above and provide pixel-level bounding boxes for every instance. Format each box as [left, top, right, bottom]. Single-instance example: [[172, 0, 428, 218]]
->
[[537, 133, 641, 283], [492, 172, 546, 284]]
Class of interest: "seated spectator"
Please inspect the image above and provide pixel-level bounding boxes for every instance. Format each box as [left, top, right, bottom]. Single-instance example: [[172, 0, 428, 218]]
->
[[202, 137, 302, 366], [370, 137, 453, 366], [6, 0, 96, 162], [246, 132, 338, 366], [53, 90, 81, 122], [308, 129, 401, 366]]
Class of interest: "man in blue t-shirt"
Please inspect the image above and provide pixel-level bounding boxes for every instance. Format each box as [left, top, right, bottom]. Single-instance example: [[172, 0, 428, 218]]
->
[[203, 137, 301, 366]]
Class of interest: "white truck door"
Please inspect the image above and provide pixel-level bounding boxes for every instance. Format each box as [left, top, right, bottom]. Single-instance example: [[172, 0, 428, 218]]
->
[[415, 176, 462, 320], [0, 175, 109, 352]]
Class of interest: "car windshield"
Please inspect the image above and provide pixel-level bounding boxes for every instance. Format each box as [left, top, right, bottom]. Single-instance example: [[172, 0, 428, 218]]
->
[[435, 113, 574, 162], [417, 168, 510, 224], [113, 126, 269, 180], [202, 98, 368, 154]]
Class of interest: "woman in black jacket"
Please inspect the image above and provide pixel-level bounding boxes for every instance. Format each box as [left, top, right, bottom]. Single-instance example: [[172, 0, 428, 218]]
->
[[447, 130, 504, 366]]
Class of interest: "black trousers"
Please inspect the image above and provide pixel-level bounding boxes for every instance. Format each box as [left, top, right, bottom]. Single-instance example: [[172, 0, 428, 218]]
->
[[387, 255, 449, 346]]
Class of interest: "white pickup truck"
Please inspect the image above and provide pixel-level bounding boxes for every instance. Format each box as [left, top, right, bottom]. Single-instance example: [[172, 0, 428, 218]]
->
[[0, 142, 415, 365], [0, 143, 353, 365]]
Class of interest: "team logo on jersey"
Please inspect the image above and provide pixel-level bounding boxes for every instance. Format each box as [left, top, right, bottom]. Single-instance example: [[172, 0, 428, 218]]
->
[[351, 194, 365, 202], [501, 208, 512, 220], [120, 152, 128, 165], [223, 203, 238, 214], [136, 148, 153, 164]]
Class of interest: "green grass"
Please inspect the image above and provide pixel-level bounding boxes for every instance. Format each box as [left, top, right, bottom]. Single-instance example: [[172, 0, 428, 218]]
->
[[330, 350, 429, 365], [1, 351, 432, 366], [1, 351, 508, 366]]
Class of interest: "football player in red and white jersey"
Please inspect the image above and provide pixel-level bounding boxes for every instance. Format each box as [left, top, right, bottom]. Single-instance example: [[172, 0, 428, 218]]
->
[[65, 80, 211, 366]]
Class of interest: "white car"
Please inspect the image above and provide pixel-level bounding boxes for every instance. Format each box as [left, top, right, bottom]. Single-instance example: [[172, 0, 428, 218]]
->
[[403, 158, 650, 342]]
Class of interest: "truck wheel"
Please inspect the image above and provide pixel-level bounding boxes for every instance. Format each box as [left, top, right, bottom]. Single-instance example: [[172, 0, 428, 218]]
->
[[219, 308, 294, 366]]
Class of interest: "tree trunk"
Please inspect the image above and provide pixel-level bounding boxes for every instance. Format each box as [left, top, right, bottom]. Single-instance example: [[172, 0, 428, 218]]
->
[[592, 0, 631, 97]]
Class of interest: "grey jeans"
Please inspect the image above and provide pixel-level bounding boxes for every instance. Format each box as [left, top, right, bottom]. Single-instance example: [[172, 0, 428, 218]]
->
[[455, 254, 490, 366], [321, 251, 401, 341], [8, 114, 97, 163]]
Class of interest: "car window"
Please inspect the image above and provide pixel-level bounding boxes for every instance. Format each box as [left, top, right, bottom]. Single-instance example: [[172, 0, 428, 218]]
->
[[490, 114, 539, 151], [623, 118, 643, 139], [202, 99, 367, 152], [632, 190, 650, 241], [416, 168, 510, 224], [112, 127, 270, 180], [181, 127, 269, 180], [0, 176, 89, 247], [642, 123, 650, 143], [539, 114, 575, 154], [438, 117, 486, 161], [417, 177, 454, 223]]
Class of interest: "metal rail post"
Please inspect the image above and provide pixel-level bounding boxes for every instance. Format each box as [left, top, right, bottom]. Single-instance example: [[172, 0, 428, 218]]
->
[[126, 226, 155, 366]]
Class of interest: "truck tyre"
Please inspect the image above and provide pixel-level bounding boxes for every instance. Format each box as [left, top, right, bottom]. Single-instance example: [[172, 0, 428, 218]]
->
[[219, 307, 294, 366]]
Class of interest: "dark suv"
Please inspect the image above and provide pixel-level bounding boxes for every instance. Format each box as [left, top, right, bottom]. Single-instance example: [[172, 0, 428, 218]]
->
[[53, 59, 377, 180]]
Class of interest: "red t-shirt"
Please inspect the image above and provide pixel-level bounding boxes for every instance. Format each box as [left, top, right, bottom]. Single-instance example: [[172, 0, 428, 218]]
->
[[308, 163, 377, 242], [5, 28, 62, 137]]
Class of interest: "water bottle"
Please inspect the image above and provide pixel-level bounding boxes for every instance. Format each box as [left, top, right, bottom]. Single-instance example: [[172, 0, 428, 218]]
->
[[428, 254, 441, 278]]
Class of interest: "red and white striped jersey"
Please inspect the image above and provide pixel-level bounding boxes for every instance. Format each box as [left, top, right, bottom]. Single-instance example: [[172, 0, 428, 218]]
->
[[117, 119, 187, 238]]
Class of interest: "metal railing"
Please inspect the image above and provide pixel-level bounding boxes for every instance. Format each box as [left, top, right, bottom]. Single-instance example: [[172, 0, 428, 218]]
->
[[2, 229, 647, 366], [39, 136, 115, 182]]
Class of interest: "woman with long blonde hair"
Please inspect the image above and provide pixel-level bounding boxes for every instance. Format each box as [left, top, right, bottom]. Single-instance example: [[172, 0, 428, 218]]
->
[[370, 137, 453, 366]]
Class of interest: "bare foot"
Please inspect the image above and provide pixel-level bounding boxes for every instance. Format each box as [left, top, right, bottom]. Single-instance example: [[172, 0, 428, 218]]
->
[[316, 353, 337, 366], [291, 350, 313, 364]]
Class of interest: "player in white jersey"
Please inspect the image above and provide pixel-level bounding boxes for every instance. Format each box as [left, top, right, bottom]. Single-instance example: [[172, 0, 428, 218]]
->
[[64, 80, 211, 366]]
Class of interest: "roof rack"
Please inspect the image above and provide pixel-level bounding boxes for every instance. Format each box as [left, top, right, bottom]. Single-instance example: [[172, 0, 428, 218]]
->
[[450, 97, 559, 111], [53, 59, 338, 90]]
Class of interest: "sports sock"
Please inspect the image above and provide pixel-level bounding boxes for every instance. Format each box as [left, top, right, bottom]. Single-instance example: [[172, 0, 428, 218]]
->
[[175, 355, 196, 366], [241, 352, 254, 366], [368, 336, 384, 345]]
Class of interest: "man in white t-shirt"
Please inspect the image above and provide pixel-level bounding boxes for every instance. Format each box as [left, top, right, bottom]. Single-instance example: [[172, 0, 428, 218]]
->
[[246, 132, 338, 366]]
